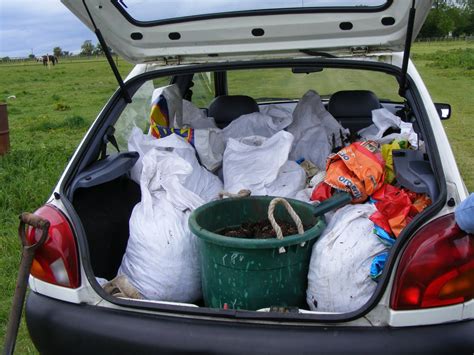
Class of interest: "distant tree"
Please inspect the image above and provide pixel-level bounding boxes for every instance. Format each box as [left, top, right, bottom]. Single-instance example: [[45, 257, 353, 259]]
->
[[455, 0, 474, 10], [28, 54, 35, 59], [420, 2, 456, 37], [464, 10, 474, 34], [53, 47, 62, 57], [94, 43, 104, 56], [62, 50, 70, 56], [80, 40, 95, 56], [1, 57, 11, 62]]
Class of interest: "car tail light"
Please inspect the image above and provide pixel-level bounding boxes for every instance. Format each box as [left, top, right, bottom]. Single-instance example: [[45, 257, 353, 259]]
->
[[391, 213, 474, 310], [27, 205, 80, 288]]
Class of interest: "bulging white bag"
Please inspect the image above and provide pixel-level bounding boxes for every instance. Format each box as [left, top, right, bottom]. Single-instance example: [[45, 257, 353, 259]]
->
[[128, 127, 223, 202], [119, 149, 203, 302], [287, 90, 349, 169], [223, 131, 305, 197], [307, 203, 388, 313]]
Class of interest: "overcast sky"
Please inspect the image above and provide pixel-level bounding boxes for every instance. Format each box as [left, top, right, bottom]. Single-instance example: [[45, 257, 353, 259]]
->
[[0, 0, 94, 58]]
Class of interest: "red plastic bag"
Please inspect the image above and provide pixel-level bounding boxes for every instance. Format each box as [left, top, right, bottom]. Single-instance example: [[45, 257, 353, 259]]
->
[[310, 182, 334, 202], [370, 184, 431, 238]]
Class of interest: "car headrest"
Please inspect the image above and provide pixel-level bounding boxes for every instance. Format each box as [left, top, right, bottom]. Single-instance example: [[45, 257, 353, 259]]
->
[[328, 90, 381, 118], [208, 95, 259, 128]]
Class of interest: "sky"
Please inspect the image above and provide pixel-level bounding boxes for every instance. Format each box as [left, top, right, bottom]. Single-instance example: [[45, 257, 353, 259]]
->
[[0, 0, 95, 58]]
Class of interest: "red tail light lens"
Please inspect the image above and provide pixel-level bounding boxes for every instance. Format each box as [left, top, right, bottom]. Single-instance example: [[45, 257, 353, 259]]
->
[[27, 205, 80, 288], [391, 213, 474, 310]]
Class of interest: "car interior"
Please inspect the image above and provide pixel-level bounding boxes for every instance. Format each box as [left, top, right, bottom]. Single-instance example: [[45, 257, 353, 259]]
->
[[68, 65, 439, 310]]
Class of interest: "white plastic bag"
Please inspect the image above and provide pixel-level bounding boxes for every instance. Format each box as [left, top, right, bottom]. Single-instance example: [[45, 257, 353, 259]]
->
[[222, 108, 292, 142], [182, 99, 217, 129], [119, 149, 203, 302], [358, 108, 419, 148], [223, 131, 305, 197], [307, 203, 388, 313], [287, 90, 348, 169], [128, 127, 223, 202]]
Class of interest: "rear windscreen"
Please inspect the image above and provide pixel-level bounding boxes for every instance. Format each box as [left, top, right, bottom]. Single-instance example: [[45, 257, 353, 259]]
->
[[115, 0, 389, 23]]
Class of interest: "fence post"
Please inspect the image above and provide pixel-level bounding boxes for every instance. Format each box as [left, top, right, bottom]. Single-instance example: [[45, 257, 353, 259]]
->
[[0, 103, 10, 155]]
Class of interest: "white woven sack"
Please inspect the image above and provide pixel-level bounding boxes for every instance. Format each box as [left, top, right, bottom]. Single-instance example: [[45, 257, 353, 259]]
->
[[223, 131, 299, 196], [119, 149, 204, 302], [307, 203, 388, 312]]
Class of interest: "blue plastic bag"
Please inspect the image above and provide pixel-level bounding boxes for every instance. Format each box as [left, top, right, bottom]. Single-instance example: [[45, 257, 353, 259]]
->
[[370, 251, 389, 281]]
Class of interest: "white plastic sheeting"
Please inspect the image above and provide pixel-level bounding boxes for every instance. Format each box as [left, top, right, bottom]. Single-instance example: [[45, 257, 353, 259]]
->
[[287, 90, 348, 169], [222, 106, 293, 142], [193, 128, 225, 172], [182, 99, 217, 129], [358, 108, 419, 148], [307, 203, 388, 313]]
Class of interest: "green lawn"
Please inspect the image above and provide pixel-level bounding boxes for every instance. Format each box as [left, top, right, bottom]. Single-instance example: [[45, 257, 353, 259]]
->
[[0, 58, 133, 353], [0, 42, 473, 353], [412, 41, 474, 189]]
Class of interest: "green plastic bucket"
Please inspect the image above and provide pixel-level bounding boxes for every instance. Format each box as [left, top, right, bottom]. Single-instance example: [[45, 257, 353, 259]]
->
[[189, 193, 350, 310]]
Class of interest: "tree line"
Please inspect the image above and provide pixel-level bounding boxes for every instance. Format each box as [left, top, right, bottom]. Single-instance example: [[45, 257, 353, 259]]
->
[[419, 0, 474, 38], [51, 40, 107, 58]]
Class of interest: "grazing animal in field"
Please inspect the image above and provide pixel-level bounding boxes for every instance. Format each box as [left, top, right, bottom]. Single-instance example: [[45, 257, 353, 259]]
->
[[42, 55, 58, 66]]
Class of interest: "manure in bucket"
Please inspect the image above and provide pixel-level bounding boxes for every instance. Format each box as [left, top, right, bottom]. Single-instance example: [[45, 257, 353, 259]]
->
[[217, 220, 311, 239]]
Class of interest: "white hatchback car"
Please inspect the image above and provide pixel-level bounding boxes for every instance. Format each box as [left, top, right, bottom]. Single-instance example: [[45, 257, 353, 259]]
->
[[24, 0, 473, 354]]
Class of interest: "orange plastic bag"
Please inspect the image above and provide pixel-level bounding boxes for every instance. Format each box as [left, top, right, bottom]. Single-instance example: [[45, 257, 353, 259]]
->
[[321, 141, 385, 203]]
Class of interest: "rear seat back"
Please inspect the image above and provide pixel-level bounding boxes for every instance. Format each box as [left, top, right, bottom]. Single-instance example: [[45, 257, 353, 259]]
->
[[208, 95, 259, 128], [328, 90, 381, 133]]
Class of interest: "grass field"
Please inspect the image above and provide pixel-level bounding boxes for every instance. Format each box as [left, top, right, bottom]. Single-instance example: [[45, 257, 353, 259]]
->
[[0, 42, 473, 353]]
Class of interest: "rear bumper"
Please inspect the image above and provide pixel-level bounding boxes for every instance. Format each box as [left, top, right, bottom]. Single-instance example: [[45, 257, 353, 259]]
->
[[26, 292, 474, 355]]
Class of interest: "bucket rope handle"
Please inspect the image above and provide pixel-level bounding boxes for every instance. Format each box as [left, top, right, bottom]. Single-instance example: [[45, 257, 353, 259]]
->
[[218, 189, 251, 199], [268, 198, 305, 254]]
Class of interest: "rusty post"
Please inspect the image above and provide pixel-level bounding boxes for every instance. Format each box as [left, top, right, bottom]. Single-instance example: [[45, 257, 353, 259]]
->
[[3, 213, 50, 355], [0, 103, 10, 155]]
